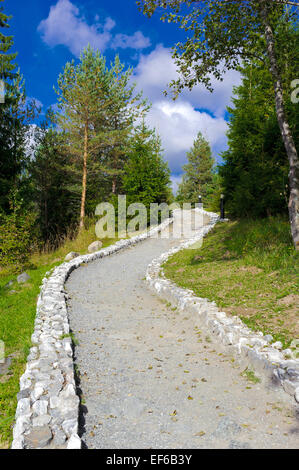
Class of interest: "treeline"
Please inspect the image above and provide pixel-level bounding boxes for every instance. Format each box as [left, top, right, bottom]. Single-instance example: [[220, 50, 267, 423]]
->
[[0, 1, 171, 268]]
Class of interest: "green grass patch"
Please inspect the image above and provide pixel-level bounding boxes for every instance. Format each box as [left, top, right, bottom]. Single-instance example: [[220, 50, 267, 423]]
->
[[241, 368, 261, 384], [0, 227, 119, 447], [163, 216, 299, 349]]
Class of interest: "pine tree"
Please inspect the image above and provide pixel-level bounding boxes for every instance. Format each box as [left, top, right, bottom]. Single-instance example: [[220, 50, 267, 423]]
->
[[0, 2, 37, 212], [123, 122, 171, 209], [104, 56, 148, 196], [177, 132, 214, 206], [30, 114, 79, 244], [55, 46, 114, 230], [220, 57, 297, 218], [0, 0, 17, 82]]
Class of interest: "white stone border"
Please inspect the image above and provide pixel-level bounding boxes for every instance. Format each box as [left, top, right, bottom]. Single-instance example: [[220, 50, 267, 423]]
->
[[11, 218, 173, 449], [146, 209, 299, 404]]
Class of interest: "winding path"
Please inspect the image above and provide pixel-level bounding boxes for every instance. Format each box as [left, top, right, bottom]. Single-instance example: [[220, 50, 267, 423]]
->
[[66, 219, 299, 449]]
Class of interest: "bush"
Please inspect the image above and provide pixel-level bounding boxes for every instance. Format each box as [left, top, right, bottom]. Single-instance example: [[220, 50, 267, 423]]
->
[[0, 197, 36, 270]]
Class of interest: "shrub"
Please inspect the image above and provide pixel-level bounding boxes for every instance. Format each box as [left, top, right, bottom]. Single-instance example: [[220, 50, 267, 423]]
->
[[0, 196, 36, 270]]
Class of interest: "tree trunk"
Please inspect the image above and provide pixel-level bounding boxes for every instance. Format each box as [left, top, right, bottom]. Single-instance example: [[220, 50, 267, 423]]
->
[[79, 123, 88, 230], [260, 1, 299, 249]]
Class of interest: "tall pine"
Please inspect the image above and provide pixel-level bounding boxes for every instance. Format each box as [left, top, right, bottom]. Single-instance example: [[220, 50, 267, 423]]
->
[[177, 132, 214, 206], [104, 56, 148, 196], [56, 46, 114, 230], [0, 0, 36, 213]]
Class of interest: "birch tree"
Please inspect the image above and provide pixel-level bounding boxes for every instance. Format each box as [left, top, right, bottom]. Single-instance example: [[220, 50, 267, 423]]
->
[[138, 0, 299, 249]]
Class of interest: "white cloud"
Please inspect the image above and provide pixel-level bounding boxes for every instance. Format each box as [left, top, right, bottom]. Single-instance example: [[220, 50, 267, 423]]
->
[[134, 45, 241, 118], [146, 100, 228, 173], [112, 31, 151, 50], [38, 0, 151, 57], [133, 45, 235, 174], [170, 174, 183, 195]]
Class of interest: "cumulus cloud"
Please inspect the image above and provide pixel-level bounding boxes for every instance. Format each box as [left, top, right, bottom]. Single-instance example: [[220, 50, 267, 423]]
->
[[133, 45, 235, 174], [38, 0, 151, 57], [146, 100, 228, 173], [134, 45, 241, 118]]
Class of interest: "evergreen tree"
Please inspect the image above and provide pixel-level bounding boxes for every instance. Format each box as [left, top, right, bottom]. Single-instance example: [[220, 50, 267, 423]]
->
[[0, 1, 37, 213], [176, 132, 215, 206], [56, 47, 148, 228], [56, 46, 114, 230], [123, 122, 171, 210], [138, 0, 299, 248], [30, 113, 79, 244], [0, 0, 18, 212], [0, 0, 16, 82], [220, 58, 297, 218], [103, 56, 148, 196]]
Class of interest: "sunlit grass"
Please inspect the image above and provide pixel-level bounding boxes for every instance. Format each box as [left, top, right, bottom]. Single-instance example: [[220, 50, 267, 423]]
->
[[163, 216, 299, 349], [0, 223, 119, 447]]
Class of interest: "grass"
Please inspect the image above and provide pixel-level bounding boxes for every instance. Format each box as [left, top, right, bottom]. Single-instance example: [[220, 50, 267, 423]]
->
[[163, 216, 299, 350], [241, 368, 261, 384], [0, 224, 119, 447]]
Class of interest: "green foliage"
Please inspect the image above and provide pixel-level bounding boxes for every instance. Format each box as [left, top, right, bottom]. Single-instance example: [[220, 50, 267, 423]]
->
[[219, 53, 298, 218], [0, 192, 36, 269], [122, 122, 172, 211], [176, 132, 217, 206], [29, 114, 80, 245], [138, 0, 299, 246], [0, 0, 17, 82], [102, 55, 149, 195], [0, 1, 38, 214], [137, 1, 291, 96], [55, 46, 149, 226]]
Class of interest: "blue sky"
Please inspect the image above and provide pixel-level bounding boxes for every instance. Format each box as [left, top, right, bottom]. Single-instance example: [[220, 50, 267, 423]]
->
[[8, 0, 242, 191]]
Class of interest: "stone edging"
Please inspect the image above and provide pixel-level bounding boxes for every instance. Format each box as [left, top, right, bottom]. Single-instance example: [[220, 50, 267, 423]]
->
[[11, 218, 173, 449], [145, 210, 299, 404]]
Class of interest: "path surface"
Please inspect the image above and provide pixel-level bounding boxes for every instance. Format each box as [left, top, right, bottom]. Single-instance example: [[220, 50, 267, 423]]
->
[[66, 221, 299, 449]]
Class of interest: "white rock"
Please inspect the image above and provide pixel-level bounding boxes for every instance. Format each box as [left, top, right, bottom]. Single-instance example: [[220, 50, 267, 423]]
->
[[62, 418, 78, 437], [32, 400, 48, 416], [17, 272, 30, 284], [67, 434, 81, 449], [65, 252, 80, 262], [16, 398, 31, 417], [32, 414, 52, 427], [11, 436, 25, 449], [49, 396, 60, 409], [13, 414, 31, 439], [283, 380, 297, 396], [59, 384, 76, 399], [88, 240, 103, 253], [295, 387, 299, 403], [31, 385, 44, 402]]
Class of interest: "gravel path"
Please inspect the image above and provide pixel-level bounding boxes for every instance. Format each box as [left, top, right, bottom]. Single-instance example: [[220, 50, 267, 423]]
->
[[66, 226, 299, 449]]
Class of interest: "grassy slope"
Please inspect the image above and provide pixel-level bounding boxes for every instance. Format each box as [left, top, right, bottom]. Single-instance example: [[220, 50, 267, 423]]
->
[[163, 216, 299, 350], [0, 225, 119, 447]]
